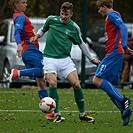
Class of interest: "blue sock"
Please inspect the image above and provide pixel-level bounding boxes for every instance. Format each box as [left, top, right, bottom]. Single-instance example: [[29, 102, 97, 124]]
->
[[110, 97, 123, 113], [20, 68, 43, 78], [38, 90, 48, 100], [99, 80, 124, 102]]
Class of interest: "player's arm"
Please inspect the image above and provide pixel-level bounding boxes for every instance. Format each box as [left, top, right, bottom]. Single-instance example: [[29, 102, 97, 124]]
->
[[14, 29, 21, 45], [119, 23, 128, 49], [30, 26, 45, 43], [79, 42, 100, 65], [30, 16, 52, 43], [14, 15, 26, 57], [14, 28, 23, 57], [30, 26, 44, 43], [73, 23, 100, 65], [118, 23, 133, 55]]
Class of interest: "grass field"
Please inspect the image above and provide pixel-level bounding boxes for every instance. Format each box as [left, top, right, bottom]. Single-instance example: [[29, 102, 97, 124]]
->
[[0, 87, 133, 133]]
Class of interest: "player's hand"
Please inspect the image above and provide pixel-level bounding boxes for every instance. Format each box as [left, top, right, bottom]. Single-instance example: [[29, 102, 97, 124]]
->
[[30, 34, 40, 44], [17, 44, 23, 58], [91, 59, 100, 66], [30, 36, 37, 44], [125, 47, 133, 55]]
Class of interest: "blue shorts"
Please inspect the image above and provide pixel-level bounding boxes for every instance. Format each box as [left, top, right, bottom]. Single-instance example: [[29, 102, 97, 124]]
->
[[95, 51, 124, 83], [22, 49, 43, 69]]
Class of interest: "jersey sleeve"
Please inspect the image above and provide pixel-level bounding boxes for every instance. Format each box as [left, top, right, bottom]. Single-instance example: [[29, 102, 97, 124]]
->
[[72, 22, 83, 45], [14, 15, 26, 45], [108, 12, 128, 49]]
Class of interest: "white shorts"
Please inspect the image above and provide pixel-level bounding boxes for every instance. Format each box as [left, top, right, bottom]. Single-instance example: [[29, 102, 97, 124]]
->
[[43, 56, 76, 79]]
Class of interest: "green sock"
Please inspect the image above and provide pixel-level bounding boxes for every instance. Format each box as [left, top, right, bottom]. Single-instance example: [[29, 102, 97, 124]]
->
[[49, 86, 59, 114], [74, 88, 85, 113]]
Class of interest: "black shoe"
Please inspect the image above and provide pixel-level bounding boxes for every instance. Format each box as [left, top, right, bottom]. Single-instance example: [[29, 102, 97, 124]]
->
[[79, 114, 95, 123], [121, 97, 131, 113], [53, 115, 65, 123]]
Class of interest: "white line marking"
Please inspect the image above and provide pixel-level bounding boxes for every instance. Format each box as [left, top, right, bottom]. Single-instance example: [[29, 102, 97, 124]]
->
[[0, 91, 133, 95], [0, 110, 119, 113]]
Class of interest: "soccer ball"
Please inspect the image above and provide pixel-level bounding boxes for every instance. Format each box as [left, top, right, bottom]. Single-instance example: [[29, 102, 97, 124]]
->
[[39, 97, 56, 113]]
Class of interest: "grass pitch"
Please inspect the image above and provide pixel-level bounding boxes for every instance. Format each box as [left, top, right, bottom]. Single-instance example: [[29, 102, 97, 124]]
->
[[0, 87, 133, 133]]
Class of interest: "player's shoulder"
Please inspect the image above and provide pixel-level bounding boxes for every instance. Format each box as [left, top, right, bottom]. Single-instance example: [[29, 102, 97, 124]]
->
[[13, 12, 21, 17], [47, 15, 59, 21], [13, 13, 26, 21], [108, 10, 121, 18], [70, 20, 80, 30], [108, 10, 123, 24]]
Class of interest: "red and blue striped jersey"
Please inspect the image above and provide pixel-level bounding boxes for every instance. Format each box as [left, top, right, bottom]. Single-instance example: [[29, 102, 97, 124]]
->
[[13, 12, 39, 51], [105, 10, 128, 56]]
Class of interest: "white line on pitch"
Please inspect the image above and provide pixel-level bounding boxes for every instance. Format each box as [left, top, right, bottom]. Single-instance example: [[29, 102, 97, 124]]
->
[[0, 91, 133, 95], [0, 110, 119, 113]]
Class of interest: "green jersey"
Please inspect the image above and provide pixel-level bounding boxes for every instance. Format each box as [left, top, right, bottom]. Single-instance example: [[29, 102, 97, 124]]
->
[[42, 15, 83, 58]]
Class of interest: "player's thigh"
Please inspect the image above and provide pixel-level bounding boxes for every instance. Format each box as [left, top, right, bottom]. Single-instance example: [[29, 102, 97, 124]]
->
[[22, 50, 43, 68], [58, 57, 76, 79], [46, 73, 57, 86], [95, 53, 123, 83], [43, 57, 57, 75], [66, 70, 80, 88]]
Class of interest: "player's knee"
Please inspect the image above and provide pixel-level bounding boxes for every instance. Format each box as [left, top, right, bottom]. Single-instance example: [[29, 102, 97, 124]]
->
[[92, 77, 96, 85], [92, 76, 99, 87], [72, 82, 81, 90], [93, 76, 103, 87], [49, 80, 57, 87]]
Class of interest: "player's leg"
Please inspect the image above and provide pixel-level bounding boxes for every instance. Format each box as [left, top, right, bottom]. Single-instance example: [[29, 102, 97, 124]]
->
[[93, 54, 132, 126], [10, 68, 43, 82], [36, 78, 48, 99], [66, 71, 94, 123], [46, 73, 65, 122], [10, 50, 43, 82], [67, 70, 85, 113], [93, 76, 132, 126], [20, 50, 49, 100], [93, 54, 127, 106], [43, 57, 65, 122], [10, 50, 53, 119], [36, 77, 55, 120], [46, 73, 59, 114]]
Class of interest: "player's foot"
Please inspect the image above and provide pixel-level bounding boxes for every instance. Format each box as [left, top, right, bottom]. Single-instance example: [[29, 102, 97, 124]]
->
[[122, 108, 132, 126], [79, 114, 95, 123], [121, 97, 131, 112], [121, 97, 132, 126], [53, 115, 65, 123], [46, 111, 55, 120], [9, 69, 19, 82]]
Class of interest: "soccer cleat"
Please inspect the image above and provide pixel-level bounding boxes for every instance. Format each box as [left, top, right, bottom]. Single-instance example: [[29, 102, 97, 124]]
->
[[9, 69, 19, 83], [121, 97, 132, 126], [121, 97, 131, 112], [79, 114, 95, 123], [53, 115, 65, 123], [46, 111, 55, 120], [122, 108, 132, 126]]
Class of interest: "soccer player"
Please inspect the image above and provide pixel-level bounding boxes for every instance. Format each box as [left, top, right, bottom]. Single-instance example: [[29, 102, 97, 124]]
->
[[30, 2, 100, 123], [93, 0, 133, 126], [10, 0, 54, 119]]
